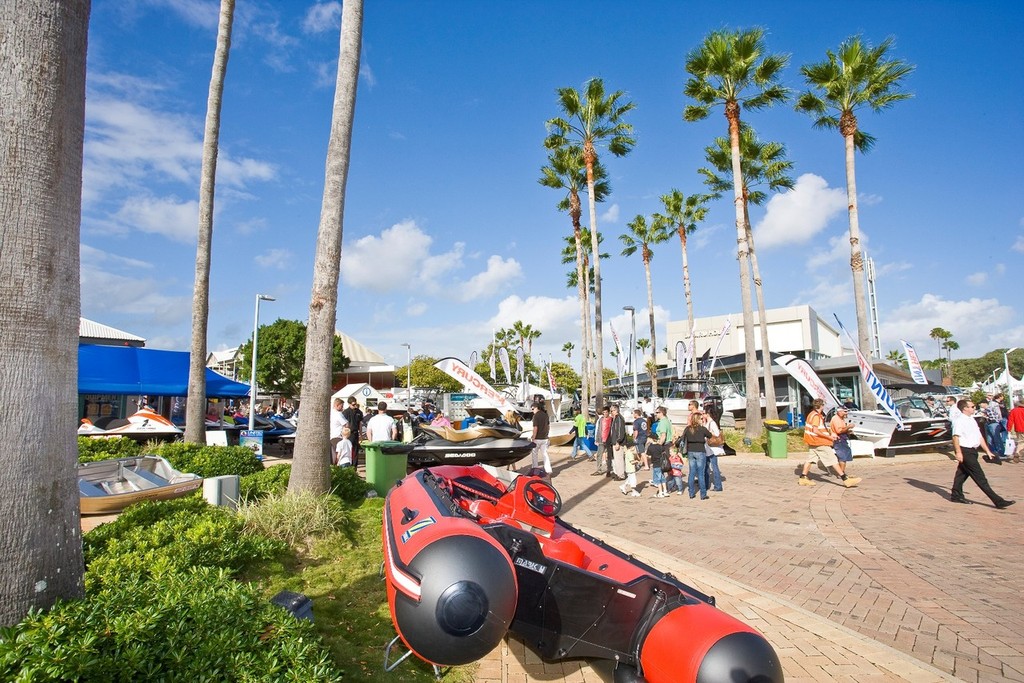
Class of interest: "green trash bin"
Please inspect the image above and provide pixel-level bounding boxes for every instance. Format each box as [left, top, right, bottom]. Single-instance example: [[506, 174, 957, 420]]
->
[[764, 420, 789, 459], [362, 441, 413, 496]]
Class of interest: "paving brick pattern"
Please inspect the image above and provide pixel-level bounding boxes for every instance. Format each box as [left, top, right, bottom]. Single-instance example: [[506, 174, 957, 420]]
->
[[474, 446, 1022, 682]]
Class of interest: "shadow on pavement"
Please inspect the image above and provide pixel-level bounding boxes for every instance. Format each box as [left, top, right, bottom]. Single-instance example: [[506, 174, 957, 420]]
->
[[904, 477, 950, 500]]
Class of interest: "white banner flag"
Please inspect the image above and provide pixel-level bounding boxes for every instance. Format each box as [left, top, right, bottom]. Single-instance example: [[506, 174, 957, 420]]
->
[[775, 354, 841, 412], [675, 340, 687, 380], [499, 346, 512, 385], [900, 340, 928, 384], [434, 357, 518, 414], [835, 315, 904, 429], [516, 346, 525, 382], [610, 321, 625, 377]]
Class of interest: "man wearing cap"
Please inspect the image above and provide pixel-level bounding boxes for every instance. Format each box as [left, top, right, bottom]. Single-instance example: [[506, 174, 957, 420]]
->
[[829, 405, 854, 476]]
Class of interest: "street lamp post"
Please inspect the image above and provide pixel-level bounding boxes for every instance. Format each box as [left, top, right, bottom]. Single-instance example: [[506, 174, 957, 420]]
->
[[1005, 347, 1018, 402], [248, 294, 276, 431], [623, 306, 638, 410], [401, 343, 412, 403]]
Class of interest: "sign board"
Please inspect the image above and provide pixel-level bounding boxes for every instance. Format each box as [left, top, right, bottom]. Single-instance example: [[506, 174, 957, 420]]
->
[[240, 430, 264, 460]]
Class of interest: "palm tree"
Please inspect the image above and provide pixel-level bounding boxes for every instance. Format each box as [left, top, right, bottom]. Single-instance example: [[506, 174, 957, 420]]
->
[[929, 327, 952, 380], [943, 339, 959, 381], [0, 0, 89, 624], [562, 342, 575, 362], [620, 214, 670, 397], [636, 338, 651, 362], [885, 349, 907, 368], [796, 35, 914, 404], [511, 321, 534, 355], [546, 78, 636, 411], [654, 190, 710, 332], [539, 147, 610, 412], [185, 0, 236, 445], [700, 125, 794, 419], [290, 0, 363, 494], [683, 27, 789, 437]]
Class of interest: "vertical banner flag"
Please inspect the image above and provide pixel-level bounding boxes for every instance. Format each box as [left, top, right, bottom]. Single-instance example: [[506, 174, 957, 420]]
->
[[488, 352, 496, 381], [835, 315, 904, 429], [625, 333, 633, 374], [707, 319, 731, 376], [609, 321, 626, 377], [499, 346, 512, 385], [469, 351, 478, 370], [697, 349, 711, 377], [547, 355, 557, 392], [774, 354, 841, 412], [434, 357, 517, 414], [686, 331, 696, 374], [900, 340, 928, 384], [675, 340, 687, 380], [516, 346, 525, 382]]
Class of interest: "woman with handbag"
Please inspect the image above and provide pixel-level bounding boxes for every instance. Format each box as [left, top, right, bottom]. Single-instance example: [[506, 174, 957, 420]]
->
[[691, 400, 725, 493], [681, 411, 714, 500]]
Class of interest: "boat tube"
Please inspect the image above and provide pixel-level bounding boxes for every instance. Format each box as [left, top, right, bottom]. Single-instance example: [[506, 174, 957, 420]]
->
[[382, 465, 783, 682]]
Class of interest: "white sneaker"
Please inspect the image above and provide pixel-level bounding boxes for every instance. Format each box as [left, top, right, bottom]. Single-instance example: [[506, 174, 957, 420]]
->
[[619, 483, 628, 495], [629, 491, 641, 497]]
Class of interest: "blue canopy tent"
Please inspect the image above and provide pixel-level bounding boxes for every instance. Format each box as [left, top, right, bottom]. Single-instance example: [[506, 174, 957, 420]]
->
[[79, 344, 251, 397]]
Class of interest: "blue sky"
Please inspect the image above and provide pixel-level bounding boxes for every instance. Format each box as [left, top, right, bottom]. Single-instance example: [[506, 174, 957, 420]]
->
[[81, 0, 1023, 370]]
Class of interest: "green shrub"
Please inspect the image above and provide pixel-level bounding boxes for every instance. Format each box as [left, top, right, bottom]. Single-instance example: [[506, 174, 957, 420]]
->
[[240, 465, 292, 502], [83, 497, 284, 592], [77, 436, 142, 462], [329, 465, 374, 503], [238, 491, 352, 547], [150, 442, 265, 478], [0, 567, 344, 682]]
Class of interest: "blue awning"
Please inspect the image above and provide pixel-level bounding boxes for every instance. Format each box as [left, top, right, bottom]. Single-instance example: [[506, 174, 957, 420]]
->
[[79, 344, 251, 397]]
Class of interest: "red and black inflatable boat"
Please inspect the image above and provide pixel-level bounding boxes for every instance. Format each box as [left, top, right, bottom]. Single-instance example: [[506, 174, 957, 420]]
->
[[382, 464, 783, 682]]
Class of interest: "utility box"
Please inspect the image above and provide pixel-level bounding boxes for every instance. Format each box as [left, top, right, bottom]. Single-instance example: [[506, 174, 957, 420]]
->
[[203, 475, 240, 510]]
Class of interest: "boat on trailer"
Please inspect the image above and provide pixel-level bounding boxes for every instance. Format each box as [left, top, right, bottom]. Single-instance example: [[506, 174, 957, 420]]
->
[[78, 455, 203, 515], [382, 464, 783, 682]]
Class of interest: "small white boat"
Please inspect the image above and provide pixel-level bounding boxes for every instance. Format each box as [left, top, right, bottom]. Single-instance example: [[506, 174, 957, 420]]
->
[[78, 455, 203, 515]]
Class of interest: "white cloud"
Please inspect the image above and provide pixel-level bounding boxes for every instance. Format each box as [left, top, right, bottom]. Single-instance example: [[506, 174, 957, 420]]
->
[[753, 173, 847, 248], [876, 260, 913, 277], [1013, 234, 1024, 253], [599, 203, 620, 224], [81, 243, 152, 270], [806, 232, 855, 271], [406, 301, 428, 317], [966, 272, 988, 286], [455, 256, 523, 302], [114, 195, 199, 243], [879, 293, 1024, 358], [302, 2, 340, 33], [254, 249, 293, 270], [858, 192, 883, 207]]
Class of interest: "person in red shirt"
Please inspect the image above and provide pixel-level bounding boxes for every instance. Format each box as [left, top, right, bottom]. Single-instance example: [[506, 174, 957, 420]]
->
[[1006, 398, 1024, 464]]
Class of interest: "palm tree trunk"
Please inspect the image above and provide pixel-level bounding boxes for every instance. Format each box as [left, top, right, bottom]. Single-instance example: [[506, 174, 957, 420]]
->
[[644, 258, 658, 398], [0, 0, 89, 624], [572, 225, 590, 411], [726, 102, 762, 437], [290, 0, 363, 493], [584, 147, 605, 410], [744, 200, 778, 420], [186, 0, 235, 444], [843, 129, 875, 408], [679, 228, 695, 331]]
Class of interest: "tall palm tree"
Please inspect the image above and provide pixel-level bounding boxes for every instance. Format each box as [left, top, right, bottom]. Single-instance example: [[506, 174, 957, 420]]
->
[[684, 27, 789, 437], [654, 189, 710, 332], [562, 342, 574, 362], [185, 0, 236, 444], [796, 35, 914, 405], [620, 214, 670, 397], [539, 147, 610, 412], [885, 349, 907, 368], [700, 125, 794, 419], [290, 0, 363, 494], [546, 78, 636, 410], [929, 327, 952, 380], [0, 0, 89, 624]]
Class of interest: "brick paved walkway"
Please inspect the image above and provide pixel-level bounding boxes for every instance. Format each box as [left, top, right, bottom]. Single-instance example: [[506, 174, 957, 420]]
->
[[475, 445, 1022, 682]]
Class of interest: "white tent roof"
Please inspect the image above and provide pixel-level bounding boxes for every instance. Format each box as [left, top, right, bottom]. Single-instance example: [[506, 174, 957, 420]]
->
[[331, 383, 385, 403], [336, 331, 384, 366]]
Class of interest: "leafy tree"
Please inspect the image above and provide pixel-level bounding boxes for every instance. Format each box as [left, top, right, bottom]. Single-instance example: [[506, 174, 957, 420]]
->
[[290, 0, 363, 494], [511, 320, 542, 355], [0, 0, 89, 624], [550, 361, 581, 393], [654, 189, 710, 331], [546, 78, 636, 410], [796, 35, 914, 403], [562, 342, 575, 362], [929, 327, 953, 380], [561, 229, 608, 290], [539, 145, 610, 412], [636, 338, 651, 357], [700, 125, 794, 419], [237, 319, 348, 399], [399, 356, 464, 393], [684, 27, 789, 437], [186, 0, 236, 445], [885, 349, 907, 368], [620, 214, 671, 397]]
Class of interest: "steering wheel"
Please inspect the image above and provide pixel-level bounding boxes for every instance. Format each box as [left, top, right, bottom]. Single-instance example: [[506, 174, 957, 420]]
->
[[522, 479, 562, 517]]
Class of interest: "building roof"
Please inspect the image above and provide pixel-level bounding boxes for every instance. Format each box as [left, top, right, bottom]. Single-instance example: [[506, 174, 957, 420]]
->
[[336, 330, 385, 366], [79, 318, 146, 346]]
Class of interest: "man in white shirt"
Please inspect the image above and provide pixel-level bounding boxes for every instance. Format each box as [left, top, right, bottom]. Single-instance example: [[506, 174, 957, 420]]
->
[[365, 401, 398, 442], [330, 398, 346, 462], [950, 399, 1014, 509]]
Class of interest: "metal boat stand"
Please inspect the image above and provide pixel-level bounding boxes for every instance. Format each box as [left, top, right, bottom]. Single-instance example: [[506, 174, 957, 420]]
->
[[383, 635, 446, 679]]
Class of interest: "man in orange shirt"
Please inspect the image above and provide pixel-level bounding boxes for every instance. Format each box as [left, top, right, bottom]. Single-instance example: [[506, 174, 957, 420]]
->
[[798, 399, 861, 488]]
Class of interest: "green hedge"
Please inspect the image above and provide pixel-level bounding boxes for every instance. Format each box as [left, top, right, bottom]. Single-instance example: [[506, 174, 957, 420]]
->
[[77, 438, 264, 478], [240, 465, 373, 505], [77, 436, 142, 462]]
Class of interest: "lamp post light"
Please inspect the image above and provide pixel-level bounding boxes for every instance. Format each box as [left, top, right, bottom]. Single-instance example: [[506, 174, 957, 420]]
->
[[1005, 347, 1018, 402], [249, 294, 275, 431], [623, 306, 638, 410], [401, 343, 412, 403]]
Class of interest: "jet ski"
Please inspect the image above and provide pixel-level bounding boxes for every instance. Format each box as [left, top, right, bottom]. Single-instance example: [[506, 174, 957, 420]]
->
[[382, 464, 784, 682], [407, 419, 534, 467], [78, 408, 182, 441]]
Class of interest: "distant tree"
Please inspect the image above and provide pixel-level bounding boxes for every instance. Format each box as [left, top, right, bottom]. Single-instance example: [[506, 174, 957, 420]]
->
[[290, 0, 363, 495], [562, 342, 575, 361], [636, 338, 651, 357], [929, 327, 953, 379], [797, 35, 914, 400], [0, 0, 89, 625], [185, 0, 236, 445], [546, 77, 636, 410], [885, 349, 907, 367], [684, 27, 789, 437], [654, 189, 710, 331], [550, 361, 581, 393], [402, 356, 463, 393], [237, 319, 348, 399], [561, 229, 609, 290], [620, 214, 671, 396]]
